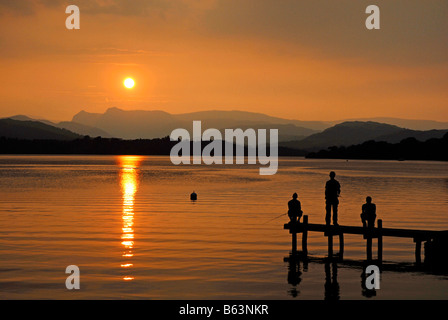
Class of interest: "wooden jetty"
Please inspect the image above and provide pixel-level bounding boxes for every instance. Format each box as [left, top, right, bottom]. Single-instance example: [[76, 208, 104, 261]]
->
[[284, 215, 446, 264]]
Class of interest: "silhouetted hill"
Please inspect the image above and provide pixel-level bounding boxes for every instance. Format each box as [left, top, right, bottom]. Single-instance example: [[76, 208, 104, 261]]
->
[[307, 133, 448, 161], [7, 115, 112, 138], [175, 110, 328, 131], [71, 107, 320, 141], [337, 117, 448, 131], [56, 121, 112, 138], [375, 129, 448, 143], [280, 121, 448, 151], [7, 115, 35, 122], [73, 107, 177, 139], [70, 110, 103, 127], [0, 119, 82, 140], [280, 121, 402, 151], [216, 123, 312, 142]]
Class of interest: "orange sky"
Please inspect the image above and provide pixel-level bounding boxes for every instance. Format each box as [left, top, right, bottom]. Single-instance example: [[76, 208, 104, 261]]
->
[[0, 0, 447, 122]]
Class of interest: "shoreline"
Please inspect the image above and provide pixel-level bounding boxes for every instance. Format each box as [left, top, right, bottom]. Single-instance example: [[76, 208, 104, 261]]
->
[[0, 153, 447, 163]]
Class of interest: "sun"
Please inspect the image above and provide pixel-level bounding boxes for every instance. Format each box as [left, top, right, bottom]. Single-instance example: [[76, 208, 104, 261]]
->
[[124, 78, 135, 89]]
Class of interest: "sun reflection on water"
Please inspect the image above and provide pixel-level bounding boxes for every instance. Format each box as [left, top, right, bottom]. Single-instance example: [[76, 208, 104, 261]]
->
[[119, 156, 142, 281]]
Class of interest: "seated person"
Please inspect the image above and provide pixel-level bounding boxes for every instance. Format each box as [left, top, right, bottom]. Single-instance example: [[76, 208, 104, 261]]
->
[[360, 196, 376, 228], [288, 193, 303, 223]]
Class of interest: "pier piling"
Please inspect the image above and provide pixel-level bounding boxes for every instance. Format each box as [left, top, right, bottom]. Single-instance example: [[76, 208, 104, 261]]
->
[[302, 215, 308, 255], [378, 219, 383, 264]]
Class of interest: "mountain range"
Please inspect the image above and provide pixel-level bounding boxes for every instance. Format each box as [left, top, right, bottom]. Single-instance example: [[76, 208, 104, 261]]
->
[[71, 108, 320, 141], [2, 108, 448, 152], [71, 108, 448, 139]]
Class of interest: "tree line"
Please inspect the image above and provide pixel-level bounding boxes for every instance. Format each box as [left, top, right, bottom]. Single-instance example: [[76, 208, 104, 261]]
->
[[306, 133, 448, 161], [0, 136, 304, 156]]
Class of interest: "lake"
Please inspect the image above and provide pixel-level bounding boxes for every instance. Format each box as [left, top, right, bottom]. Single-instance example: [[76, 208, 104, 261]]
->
[[0, 155, 447, 299]]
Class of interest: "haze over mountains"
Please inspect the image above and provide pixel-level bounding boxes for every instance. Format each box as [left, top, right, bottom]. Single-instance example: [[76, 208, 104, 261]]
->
[[2, 107, 448, 152], [72, 107, 320, 141]]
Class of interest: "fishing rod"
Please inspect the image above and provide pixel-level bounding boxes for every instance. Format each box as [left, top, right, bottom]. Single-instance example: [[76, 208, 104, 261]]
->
[[263, 212, 287, 224]]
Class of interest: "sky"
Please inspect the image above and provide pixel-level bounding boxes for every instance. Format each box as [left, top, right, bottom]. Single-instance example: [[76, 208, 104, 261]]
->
[[0, 0, 447, 122]]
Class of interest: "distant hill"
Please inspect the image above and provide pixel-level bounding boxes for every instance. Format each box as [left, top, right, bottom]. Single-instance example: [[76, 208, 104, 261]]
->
[[7, 115, 112, 138], [335, 117, 448, 131], [174, 110, 328, 131], [71, 107, 320, 141], [73, 108, 180, 139], [0, 118, 82, 140], [56, 121, 112, 138], [280, 121, 448, 151]]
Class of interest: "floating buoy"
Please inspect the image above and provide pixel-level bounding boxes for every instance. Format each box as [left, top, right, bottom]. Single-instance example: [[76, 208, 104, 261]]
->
[[190, 191, 197, 201]]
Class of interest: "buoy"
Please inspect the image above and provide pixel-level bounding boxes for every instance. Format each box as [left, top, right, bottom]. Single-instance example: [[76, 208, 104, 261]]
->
[[190, 191, 197, 201]]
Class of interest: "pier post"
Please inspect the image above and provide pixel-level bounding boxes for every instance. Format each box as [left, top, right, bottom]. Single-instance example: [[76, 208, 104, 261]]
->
[[327, 229, 333, 259], [366, 231, 373, 261], [302, 215, 308, 256], [339, 233, 344, 259], [378, 219, 383, 264], [414, 238, 422, 265], [291, 227, 297, 254]]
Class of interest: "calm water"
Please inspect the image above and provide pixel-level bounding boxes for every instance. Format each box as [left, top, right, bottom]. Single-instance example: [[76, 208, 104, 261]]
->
[[0, 155, 447, 299]]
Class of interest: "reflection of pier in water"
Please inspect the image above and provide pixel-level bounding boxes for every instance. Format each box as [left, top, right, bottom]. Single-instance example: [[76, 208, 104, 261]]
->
[[284, 255, 305, 298], [283, 256, 434, 299], [284, 254, 343, 299], [284, 252, 448, 299], [284, 214, 448, 298], [119, 156, 142, 281]]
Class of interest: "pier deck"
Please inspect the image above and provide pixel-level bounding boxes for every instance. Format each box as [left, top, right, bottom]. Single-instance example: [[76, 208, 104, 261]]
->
[[284, 215, 447, 263]]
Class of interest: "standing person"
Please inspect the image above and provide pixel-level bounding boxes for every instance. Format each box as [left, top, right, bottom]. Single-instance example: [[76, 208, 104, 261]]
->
[[288, 193, 303, 223], [325, 171, 341, 226], [360, 196, 376, 228]]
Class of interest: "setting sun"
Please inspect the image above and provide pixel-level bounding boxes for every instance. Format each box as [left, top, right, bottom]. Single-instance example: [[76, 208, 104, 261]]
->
[[123, 78, 135, 89]]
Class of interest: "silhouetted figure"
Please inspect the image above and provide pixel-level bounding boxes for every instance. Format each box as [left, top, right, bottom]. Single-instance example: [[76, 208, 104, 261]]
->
[[360, 196, 376, 228], [325, 171, 341, 225], [324, 262, 340, 300], [288, 193, 303, 223], [190, 191, 197, 201]]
